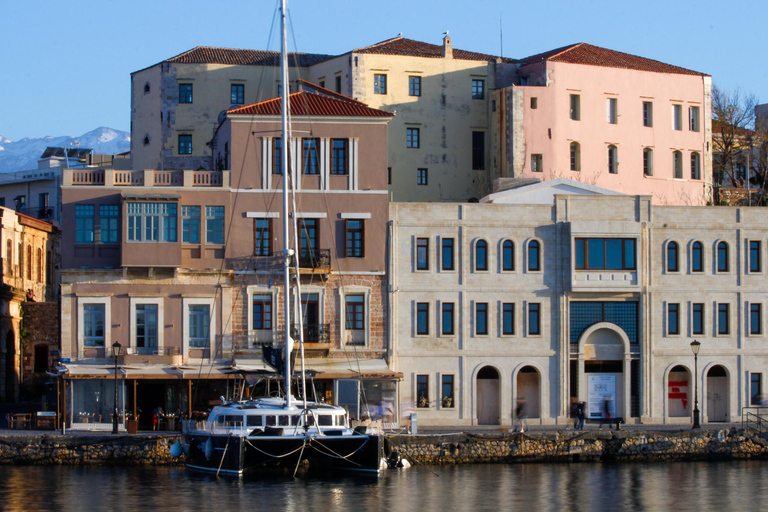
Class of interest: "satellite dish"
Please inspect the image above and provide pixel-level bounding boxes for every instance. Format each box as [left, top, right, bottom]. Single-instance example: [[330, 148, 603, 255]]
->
[[217, 110, 227, 124]]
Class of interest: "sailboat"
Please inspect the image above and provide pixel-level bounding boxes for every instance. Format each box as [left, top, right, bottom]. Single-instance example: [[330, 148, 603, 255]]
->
[[179, 0, 384, 476]]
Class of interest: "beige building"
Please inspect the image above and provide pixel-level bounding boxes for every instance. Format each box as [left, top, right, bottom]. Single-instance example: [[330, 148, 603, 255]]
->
[[390, 180, 768, 427]]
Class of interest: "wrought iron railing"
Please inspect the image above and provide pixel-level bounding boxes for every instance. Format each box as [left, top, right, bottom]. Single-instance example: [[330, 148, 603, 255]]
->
[[297, 248, 331, 269], [742, 406, 768, 434], [291, 323, 331, 343]]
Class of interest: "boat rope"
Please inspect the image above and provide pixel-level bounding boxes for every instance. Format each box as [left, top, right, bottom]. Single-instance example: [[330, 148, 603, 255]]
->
[[307, 436, 370, 467], [293, 439, 308, 477], [216, 436, 231, 477], [244, 438, 307, 459]]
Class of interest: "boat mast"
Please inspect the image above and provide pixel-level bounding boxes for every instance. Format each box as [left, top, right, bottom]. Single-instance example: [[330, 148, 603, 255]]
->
[[279, 0, 293, 410]]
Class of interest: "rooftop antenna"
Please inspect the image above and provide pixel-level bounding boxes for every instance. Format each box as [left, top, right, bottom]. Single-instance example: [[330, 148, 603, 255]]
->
[[499, 13, 504, 58]]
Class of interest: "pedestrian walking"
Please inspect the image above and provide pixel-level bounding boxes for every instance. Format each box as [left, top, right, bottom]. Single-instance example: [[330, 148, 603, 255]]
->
[[515, 398, 528, 432]]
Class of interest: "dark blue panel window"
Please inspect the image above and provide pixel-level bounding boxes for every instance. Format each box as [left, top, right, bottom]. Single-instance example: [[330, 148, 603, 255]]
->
[[476, 303, 488, 335], [442, 238, 454, 271], [570, 301, 639, 345], [528, 303, 541, 335], [475, 240, 488, 271], [417, 303, 429, 335]]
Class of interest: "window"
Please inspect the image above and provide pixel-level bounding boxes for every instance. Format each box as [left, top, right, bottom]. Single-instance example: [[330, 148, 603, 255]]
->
[[407, 128, 420, 148], [374, 74, 387, 94], [178, 134, 192, 155], [179, 83, 193, 103], [643, 148, 653, 176], [472, 131, 485, 170], [607, 145, 618, 174], [416, 375, 429, 408], [643, 101, 653, 127], [302, 138, 319, 175], [692, 303, 704, 335], [417, 168, 428, 185], [531, 97, 538, 109], [335, 75, 342, 94], [416, 303, 429, 335], [319, 80, 325, 89], [751, 303, 762, 335], [331, 139, 348, 175], [718, 303, 730, 335], [690, 152, 701, 180], [442, 303, 455, 335], [345, 219, 364, 258], [667, 241, 679, 272], [416, 238, 429, 270], [4, 239, 11, 275], [531, 154, 543, 173], [206, 206, 225, 245], [692, 241, 704, 272], [14, 195, 25, 212], [672, 104, 682, 130], [231, 84, 244, 104], [35, 249, 41, 282], [388, 167, 391, 185], [26, 245, 31, 280], [252, 294, 272, 330], [471, 79, 485, 99], [39, 192, 49, 213], [99, 205, 119, 244], [528, 303, 541, 335], [441, 238, 454, 271], [127, 203, 177, 242], [254, 218, 271, 256], [182, 206, 200, 244], [345, 295, 365, 331], [752, 373, 763, 405], [75, 204, 95, 243], [189, 304, 210, 348], [441, 375, 454, 408], [750, 240, 762, 273], [673, 150, 683, 179], [570, 142, 581, 171], [409, 76, 421, 96], [575, 238, 636, 270], [607, 98, 618, 124], [503, 303, 515, 335], [475, 303, 488, 335], [46, 250, 51, 285], [528, 240, 541, 271], [299, 219, 319, 260], [717, 241, 729, 272], [502, 240, 515, 271], [83, 304, 105, 347], [144, 82, 150, 94], [667, 303, 680, 335], [272, 138, 283, 174], [135, 303, 158, 347], [475, 240, 488, 271], [689, 106, 700, 132], [570, 94, 580, 120]]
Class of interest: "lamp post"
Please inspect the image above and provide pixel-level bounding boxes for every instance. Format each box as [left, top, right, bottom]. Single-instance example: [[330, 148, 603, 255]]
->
[[112, 341, 122, 434], [691, 340, 701, 429]]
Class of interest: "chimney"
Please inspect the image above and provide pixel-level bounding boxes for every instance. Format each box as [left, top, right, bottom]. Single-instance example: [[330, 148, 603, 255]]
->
[[442, 32, 453, 59]]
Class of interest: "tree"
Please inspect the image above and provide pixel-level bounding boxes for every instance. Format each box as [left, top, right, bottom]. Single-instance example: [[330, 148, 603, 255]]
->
[[711, 84, 758, 188]]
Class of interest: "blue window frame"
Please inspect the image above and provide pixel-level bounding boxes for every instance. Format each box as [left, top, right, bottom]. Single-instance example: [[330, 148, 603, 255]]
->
[[75, 204, 94, 243], [302, 138, 319, 175], [409, 76, 421, 96], [83, 304, 105, 347], [475, 240, 488, 271], [692, 241, 703, 272], [252, 294, 272, 330], [528, 240, 541, 271], [750, 240, 761, 273], [346, 220, 364, 258], [416, 303, 429, 335], [407, 128, 420, 148], [127, 203, 177, 242], [751, 303, 762, 335], [718, 303, 730, 335], [442, 303, 454, 335], [99, 205, 119, 244], [331, 139, 348, 175], [667, 242, 679, 272], [254, 218, 271, 256], [374, 74, 387, 94], [441, 238, 454, 271], [272, 138, 283, 174], [189, 305, 210, 348], [182, 206, 200, 244], [475, 302, 488, 335], [231, 84, 244, 104], [179, 83, 193, 103], [178, 134, 192, 155], [503, 303, 515, 335], [717, 242, 729, 272], [502, 240, 515, 271], [575, 238, 635, 270], [528, 303, 541, 335], [667, 303, 680, 335], [206, 206, 225, 245], [416, 238, 429, 270], [692, 303, 704, 335]]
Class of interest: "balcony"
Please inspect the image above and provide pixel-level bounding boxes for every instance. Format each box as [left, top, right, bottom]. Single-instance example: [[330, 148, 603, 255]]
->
[[119, 346, 182, 365], [64, 169, 230, 188], [255, 249, 332, 274], [292, 323, 331, 356]]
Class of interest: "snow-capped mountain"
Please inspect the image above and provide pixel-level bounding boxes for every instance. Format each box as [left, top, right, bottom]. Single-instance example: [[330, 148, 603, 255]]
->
[[0, 127, 130, 173]]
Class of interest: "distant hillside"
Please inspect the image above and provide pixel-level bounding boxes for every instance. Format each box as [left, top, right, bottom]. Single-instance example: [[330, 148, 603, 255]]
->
[[0, 127, 130, 173]]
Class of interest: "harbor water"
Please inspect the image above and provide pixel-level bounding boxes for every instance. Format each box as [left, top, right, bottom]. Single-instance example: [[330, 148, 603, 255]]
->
[[0, 461, 766, 511]]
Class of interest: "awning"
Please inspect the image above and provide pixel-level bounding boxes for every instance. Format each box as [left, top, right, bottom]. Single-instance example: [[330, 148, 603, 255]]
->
[[59, 363, 241, 380], [302, 358, 402, 380], [58, 364, 118, 379]]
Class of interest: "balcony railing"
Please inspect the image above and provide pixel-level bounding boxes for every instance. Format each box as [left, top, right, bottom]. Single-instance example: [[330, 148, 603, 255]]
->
[[297, 249, 331, 269], [291, 323, 331, 344], [125, 346, 181, 356], [66, 169, 229, 188]]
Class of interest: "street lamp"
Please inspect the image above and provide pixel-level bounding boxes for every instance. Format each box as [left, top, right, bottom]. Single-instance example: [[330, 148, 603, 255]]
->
[[112, 341, 122, 434], [690, 340, 701, 429]]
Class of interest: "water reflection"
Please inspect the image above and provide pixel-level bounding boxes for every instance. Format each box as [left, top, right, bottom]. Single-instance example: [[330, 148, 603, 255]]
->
[[0, 461, 766, 511]]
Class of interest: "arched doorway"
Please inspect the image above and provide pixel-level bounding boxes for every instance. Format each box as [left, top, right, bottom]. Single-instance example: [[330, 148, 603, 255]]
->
[[34, 344, 49, 373], [476, 366, 500, 425], [706, 365, 729, 422], [516, 366, 540, 418], [667, 365, 691, 418], [5, 329, 15, 403], [581, 325, 627, 420]]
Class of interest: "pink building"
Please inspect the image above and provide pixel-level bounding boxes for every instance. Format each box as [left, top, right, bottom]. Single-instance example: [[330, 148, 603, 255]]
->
[[498, 43, 712, 205]]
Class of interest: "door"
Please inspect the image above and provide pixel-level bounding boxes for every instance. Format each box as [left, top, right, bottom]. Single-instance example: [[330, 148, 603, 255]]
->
[[706, 366, 728, 422], [476, 366, 500, 425]]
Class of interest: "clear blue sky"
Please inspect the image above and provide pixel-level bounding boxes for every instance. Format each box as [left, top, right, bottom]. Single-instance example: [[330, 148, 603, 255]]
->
[[1, 0, 766, 141]]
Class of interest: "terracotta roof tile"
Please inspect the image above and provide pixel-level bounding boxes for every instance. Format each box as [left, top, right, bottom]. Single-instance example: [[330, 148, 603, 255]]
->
[[165, 46, 333, 67], [227, 88, 394, 118], [353, 36, 514, 62], [519, 43, 706, 76]]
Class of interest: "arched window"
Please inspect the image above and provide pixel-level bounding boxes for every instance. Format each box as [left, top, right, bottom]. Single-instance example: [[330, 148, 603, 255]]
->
[[667, 241, 679, 272], [690, 152, 701, 180], [26, 245, 31, 280], [691, 241, 703, 272], [36, 248, 42, 283], [17, 242, 22, 278], [570, 142, 581, 171], [673, 150, 683, 179], [502, 240, 515, 271], [5, 239, 11, 276], [528, 240, 541, 271], [717, 241, 729, 272], [643, 148, 653, 176], [607, 145, 618, 174], [475, 240, 488, 271]]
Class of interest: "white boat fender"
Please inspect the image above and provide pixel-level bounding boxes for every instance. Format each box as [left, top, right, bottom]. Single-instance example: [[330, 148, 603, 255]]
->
[[170, 441, 183, 458], [400, 458, 411, 469], [204, 438, 213, 460]]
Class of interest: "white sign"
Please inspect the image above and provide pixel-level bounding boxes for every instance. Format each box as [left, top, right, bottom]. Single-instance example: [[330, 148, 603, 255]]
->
[[588, 374, 616, 419]]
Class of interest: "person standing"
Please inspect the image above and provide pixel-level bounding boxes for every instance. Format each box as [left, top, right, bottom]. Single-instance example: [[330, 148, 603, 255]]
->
[[515, 398, 528, 432], [576, 401, 586, 430]]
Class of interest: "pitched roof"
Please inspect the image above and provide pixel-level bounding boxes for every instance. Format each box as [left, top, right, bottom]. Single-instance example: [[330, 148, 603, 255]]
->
[[518, 43, 706, 76], [227, 86, 394, 118], [163, 46, 333, 67], [353, 36, 514, 62]]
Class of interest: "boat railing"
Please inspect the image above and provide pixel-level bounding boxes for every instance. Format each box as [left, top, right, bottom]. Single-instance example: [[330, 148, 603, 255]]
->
[[742, 406, 768, 434]]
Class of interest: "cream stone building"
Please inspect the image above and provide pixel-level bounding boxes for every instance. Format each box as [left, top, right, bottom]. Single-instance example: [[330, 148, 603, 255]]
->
[[390, 180, 768, 427]]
